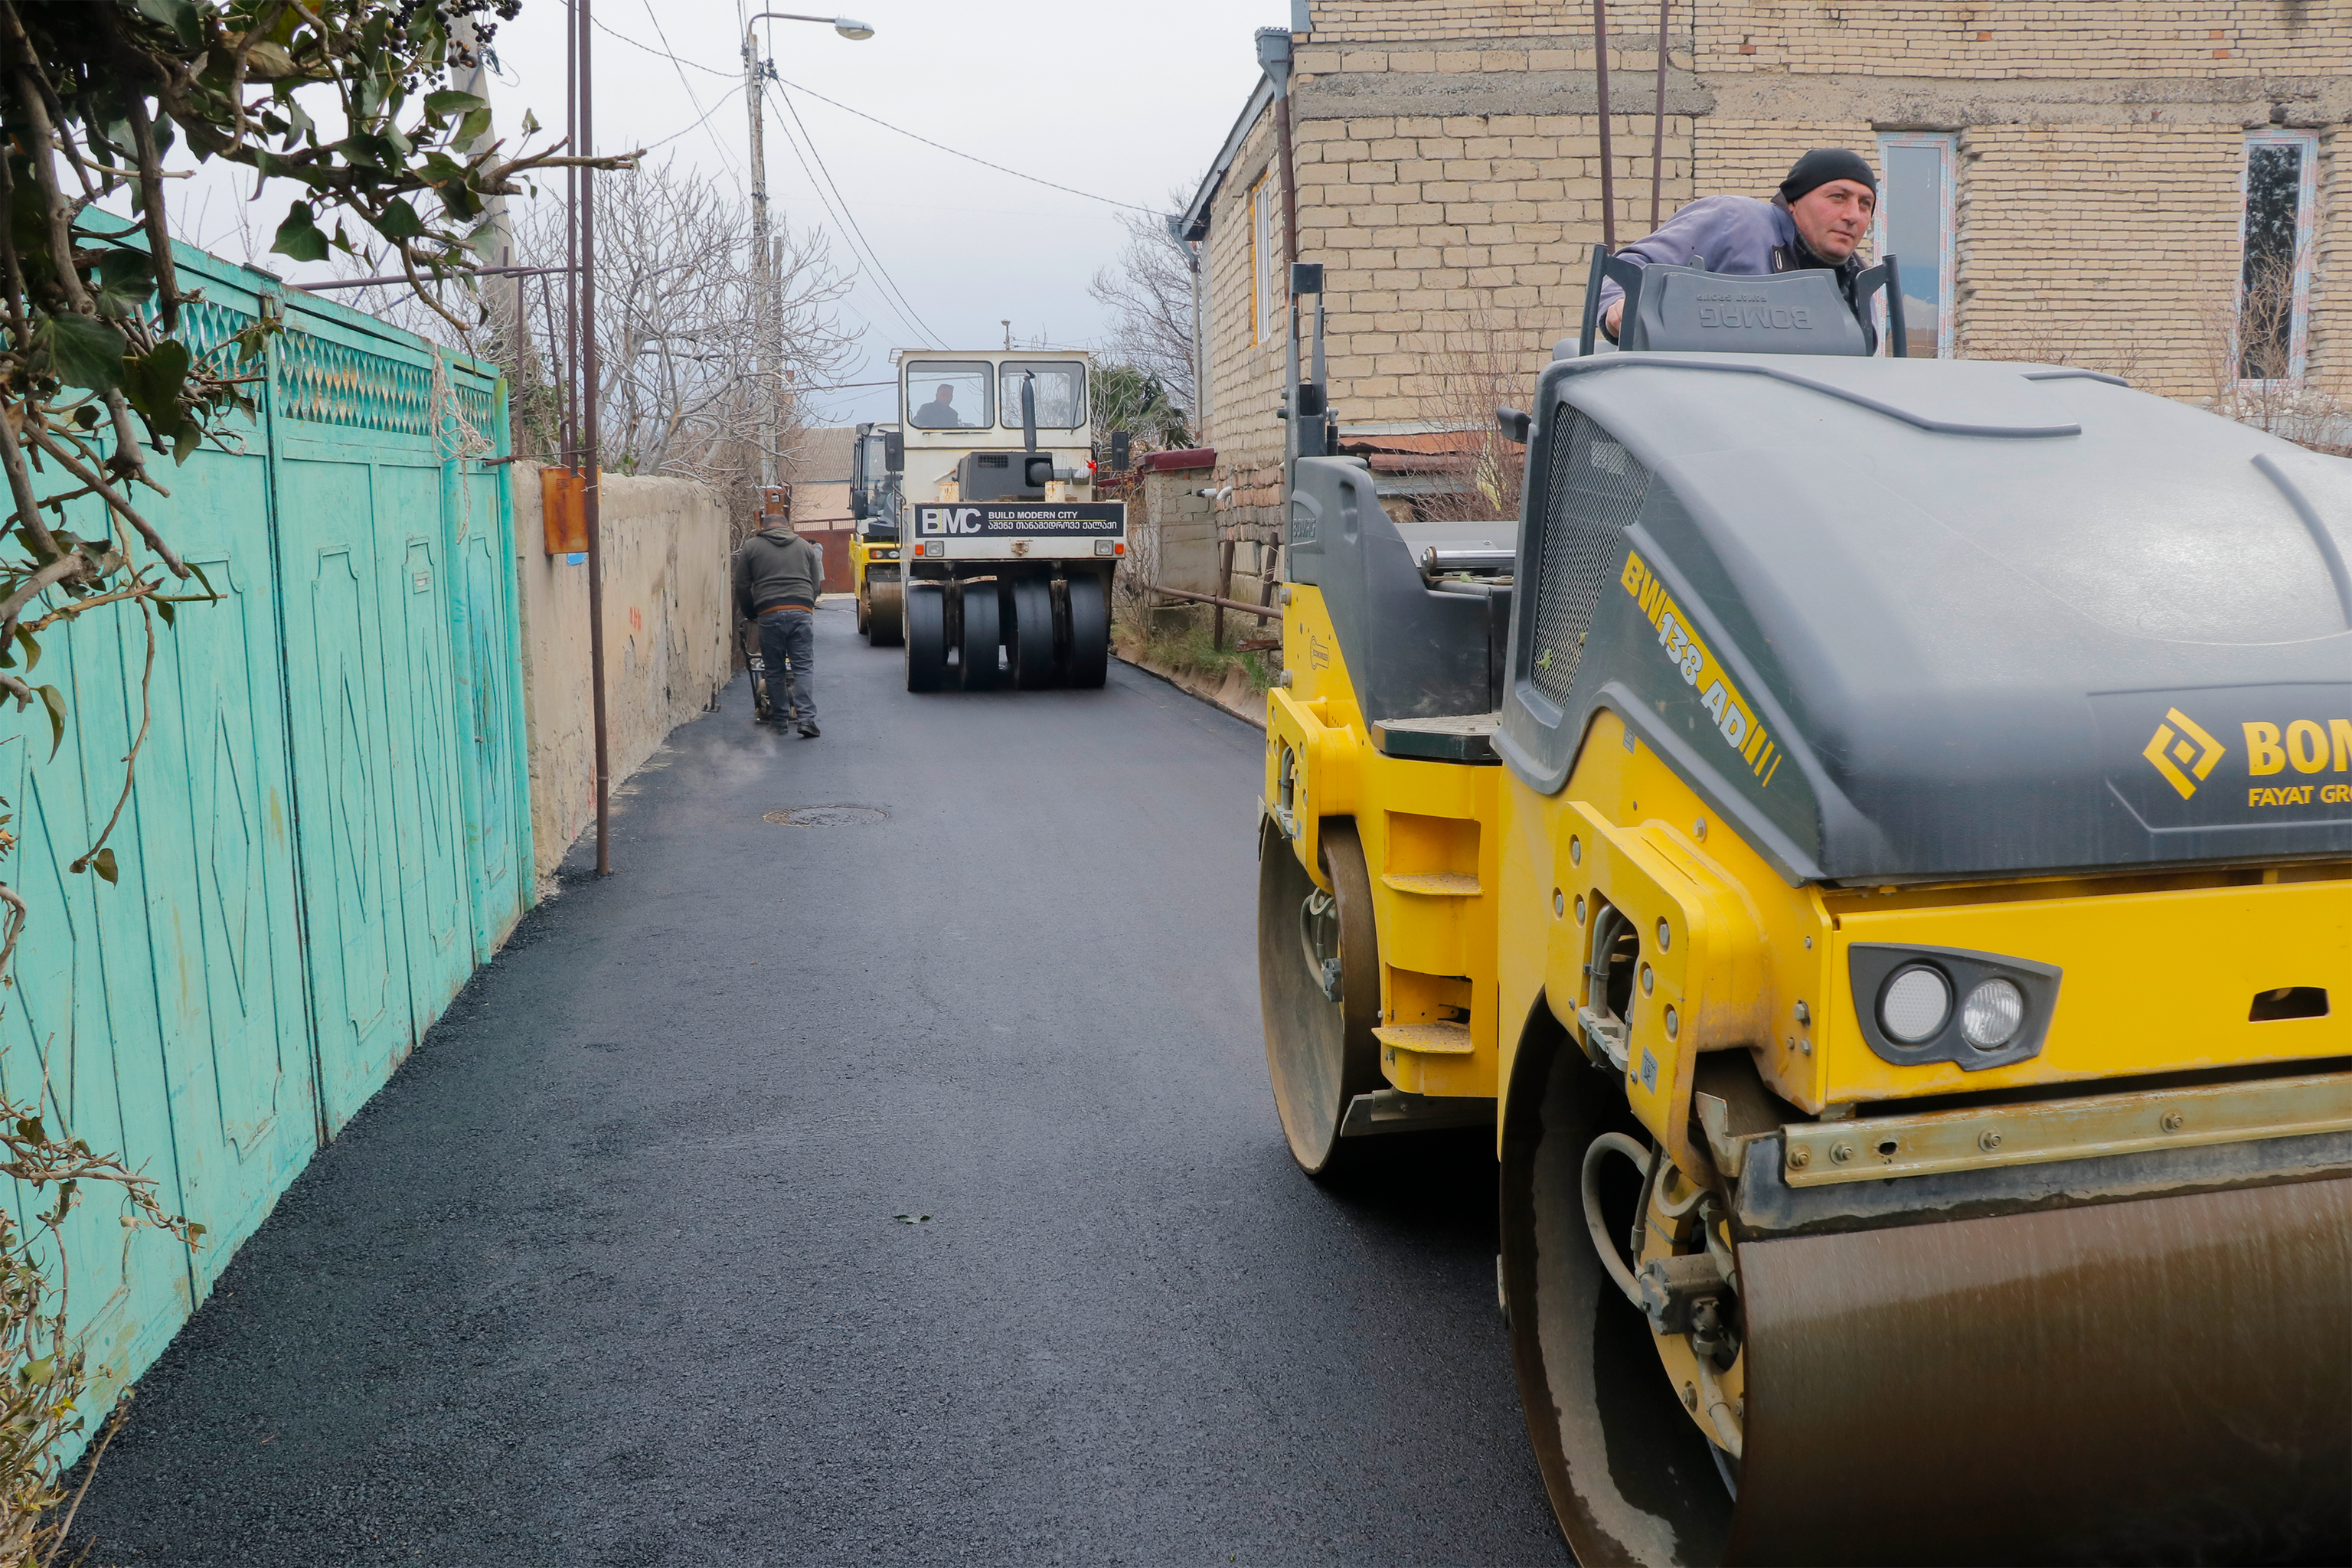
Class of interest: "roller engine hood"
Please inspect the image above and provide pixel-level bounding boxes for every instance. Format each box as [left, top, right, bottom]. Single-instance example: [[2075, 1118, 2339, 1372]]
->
[[1496, 354, 2352, 883]]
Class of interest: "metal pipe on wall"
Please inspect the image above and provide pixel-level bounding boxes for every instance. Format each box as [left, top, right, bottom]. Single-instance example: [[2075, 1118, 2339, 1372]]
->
[[1592, 0, 1615, 253], [580, 0, 612, 876], [1650, 0, 1670, 229], [564, 0, 579, 464]]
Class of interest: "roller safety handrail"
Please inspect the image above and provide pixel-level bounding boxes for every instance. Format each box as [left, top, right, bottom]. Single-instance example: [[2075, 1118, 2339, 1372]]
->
[[1419, 546, 1516, 578]]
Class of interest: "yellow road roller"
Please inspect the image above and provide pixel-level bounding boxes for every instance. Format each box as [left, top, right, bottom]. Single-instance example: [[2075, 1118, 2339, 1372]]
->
[[848, 420, 906, 647], [1257, 254, 2352, 1563]]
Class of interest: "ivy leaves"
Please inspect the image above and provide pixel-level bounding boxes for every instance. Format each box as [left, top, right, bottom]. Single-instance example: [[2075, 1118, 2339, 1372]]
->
[[37, 315, 126, 394]]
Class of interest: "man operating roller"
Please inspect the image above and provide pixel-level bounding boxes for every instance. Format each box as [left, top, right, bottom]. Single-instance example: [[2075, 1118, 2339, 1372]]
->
[[1598, 147, 1880, 350], [733, 485, 824, 738]]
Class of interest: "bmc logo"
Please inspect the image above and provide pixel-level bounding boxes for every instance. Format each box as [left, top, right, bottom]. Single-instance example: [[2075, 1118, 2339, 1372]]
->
[[916, 507, 985, 536]]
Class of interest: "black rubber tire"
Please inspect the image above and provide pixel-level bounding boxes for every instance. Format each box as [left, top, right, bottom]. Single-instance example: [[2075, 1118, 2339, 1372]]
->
[[1010, 576, 1057, 690], [869, 578, 905, 647], [1065, 573, 1109, 689], [1499, 1020, 1733, 1566], [904, 583, 947, 693], [958, 581, 1001, 691], [1257, 818, 1384, 1177]]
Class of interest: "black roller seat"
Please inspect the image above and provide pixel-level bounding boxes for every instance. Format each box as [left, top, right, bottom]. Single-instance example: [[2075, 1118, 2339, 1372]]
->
[[1286, 455, 1512, 740]]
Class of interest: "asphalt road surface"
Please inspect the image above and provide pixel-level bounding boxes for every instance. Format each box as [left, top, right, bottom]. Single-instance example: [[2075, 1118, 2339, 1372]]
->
[[69, 601, 1570, 1566]]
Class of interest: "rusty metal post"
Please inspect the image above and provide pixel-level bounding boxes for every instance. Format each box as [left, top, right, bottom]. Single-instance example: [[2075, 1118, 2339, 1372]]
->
[[1214, 530, 1236, 651], [580, 0, 612, 876], [563, 0, 578, 462], [1593, 0, 1616, 253], [1651, 0, 1670, 230]]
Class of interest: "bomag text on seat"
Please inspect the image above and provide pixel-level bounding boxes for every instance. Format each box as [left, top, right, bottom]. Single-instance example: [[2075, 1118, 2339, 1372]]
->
[[1257, 252, 2352, 1565]]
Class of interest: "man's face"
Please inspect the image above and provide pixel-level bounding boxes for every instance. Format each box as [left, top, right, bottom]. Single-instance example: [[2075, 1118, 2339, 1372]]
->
[[1789, 178, 1875, 263], [933, 385, 954, 405]]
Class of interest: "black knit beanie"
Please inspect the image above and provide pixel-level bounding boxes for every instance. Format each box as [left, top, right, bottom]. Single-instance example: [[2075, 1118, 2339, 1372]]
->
[[1779, 148, 1877, 204]]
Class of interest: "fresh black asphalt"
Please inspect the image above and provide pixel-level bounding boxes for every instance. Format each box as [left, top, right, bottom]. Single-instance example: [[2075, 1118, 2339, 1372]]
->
[[69, 601, 1570, 1566]]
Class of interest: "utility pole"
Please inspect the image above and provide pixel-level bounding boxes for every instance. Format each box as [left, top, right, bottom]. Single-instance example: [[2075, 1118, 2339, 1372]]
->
[[744, 27, 773, 489], [563, 0, 579, 461], [580, 0, 612, 876]]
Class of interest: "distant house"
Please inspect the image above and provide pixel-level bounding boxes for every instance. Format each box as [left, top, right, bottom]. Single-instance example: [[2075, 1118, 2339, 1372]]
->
[[1181, 0, 2348, 598], [787, 425, 860, 531]]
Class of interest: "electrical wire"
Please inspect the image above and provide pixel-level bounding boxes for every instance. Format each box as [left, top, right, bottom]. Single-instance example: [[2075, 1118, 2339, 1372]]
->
[[593, 11, 734, 76], [760, 77, 939, 348], [638, 0, 738, 173], [770, 74, 1163, 214], [637, 80, 746, 152], [583, 11, 1161, 216], [759, 89, 929, 346]]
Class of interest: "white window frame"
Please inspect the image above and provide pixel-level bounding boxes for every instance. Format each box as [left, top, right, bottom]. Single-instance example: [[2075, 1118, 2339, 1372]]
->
[[2236, 129, 2320, 387], [1251, 172, 1279, 351], [1873, 132, 1958, 358]]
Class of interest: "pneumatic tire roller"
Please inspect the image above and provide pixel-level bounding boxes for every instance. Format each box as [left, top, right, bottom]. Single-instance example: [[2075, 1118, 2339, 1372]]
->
[[1256, 260, 2352, 1563]]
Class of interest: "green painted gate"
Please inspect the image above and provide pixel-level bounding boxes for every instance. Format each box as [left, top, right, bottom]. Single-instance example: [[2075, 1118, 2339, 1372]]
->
[[3, 234, 531, 1423]]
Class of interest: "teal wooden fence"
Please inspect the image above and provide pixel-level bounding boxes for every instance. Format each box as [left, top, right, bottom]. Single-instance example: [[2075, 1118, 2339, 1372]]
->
[[5, 233, 531, 1431]]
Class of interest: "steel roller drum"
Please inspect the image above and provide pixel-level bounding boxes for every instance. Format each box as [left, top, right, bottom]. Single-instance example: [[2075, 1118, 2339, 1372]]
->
[[1731, 1174, 2352, 1565], [868, 578, 904, 645]]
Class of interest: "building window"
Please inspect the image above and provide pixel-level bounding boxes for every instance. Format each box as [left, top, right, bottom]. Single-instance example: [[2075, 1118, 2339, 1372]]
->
[[1874, 133, 1955, 358], [1249, 171, 1277, 349], [1244, 175, 1260, 346], [2239, 132, 2318, 384]]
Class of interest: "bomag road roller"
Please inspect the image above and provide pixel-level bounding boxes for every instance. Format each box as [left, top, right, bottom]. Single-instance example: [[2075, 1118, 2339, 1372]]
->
[[891, 348, 1125, 691], [848, 419, 906, 647], [1257, 250, 2352, 1564]]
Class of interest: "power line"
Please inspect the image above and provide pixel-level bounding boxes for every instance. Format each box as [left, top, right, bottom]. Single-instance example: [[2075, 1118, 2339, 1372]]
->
[[762, 75, 940, 346], [639, 78, 745, 152], [592, 11, 734, 76], [636, 0, 737, 173], [760, 76, 940, 348], [757, 83, 929, 345], [582, 11, 1161, 217], [771, 74, 1163, 215]]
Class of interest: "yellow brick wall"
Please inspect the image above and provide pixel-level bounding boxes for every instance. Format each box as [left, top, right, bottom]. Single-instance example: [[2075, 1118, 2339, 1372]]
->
[[1695, 1, 2352, 77], [1197, 3, 2350, 454], [2314, 134, 2350, 405], [1955, 126, 2243, 394], [1289, 110, 1696, 432]]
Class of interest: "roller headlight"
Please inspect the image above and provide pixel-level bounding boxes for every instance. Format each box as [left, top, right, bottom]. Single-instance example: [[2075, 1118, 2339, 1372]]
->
[[1960, 977, 2025, 1050], [1880, 965, 1952, 1043], [1849, 944, 2059, 1071]]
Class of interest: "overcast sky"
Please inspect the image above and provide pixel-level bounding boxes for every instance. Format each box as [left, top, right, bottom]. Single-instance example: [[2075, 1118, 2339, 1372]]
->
[[143, 0, 1279, 429]]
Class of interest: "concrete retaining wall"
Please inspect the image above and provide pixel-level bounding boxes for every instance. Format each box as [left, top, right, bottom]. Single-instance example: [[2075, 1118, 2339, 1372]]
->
[[513, 466, 732, 876]]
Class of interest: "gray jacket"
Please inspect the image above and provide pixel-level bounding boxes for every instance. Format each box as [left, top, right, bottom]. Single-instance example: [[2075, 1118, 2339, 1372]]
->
[[733, 524, 823, 616], [1597, 194, 1875, 351]]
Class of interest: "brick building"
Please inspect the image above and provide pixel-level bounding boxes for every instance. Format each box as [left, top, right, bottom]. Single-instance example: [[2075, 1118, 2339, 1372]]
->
[[1178, 1, 2350, 597]]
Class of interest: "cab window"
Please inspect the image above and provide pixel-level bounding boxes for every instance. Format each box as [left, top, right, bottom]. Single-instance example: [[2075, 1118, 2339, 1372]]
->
[[904, 362, 992, 430], [997, 362, 1086, 430]]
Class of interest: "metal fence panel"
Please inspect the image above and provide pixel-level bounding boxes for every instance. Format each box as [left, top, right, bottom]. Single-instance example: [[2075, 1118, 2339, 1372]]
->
[[0, 234, 528, 1437]]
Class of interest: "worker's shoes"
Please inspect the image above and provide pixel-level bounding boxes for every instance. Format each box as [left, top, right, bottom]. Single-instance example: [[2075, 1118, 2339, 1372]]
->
[[798, 722, 821, 739]]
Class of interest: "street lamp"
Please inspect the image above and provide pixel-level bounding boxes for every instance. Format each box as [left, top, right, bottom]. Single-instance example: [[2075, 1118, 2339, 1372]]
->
[[743, 11, 875, 486]]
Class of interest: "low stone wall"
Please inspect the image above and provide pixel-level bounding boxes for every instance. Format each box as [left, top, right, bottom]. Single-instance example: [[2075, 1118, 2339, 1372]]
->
[[512, 466, 732, 877]]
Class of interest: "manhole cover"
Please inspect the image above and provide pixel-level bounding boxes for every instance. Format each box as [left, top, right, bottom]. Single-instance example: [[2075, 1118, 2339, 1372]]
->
[[764, 804, 889, 827]]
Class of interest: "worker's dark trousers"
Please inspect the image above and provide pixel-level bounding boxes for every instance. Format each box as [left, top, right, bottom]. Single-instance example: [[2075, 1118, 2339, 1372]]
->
[[756, 607, 816, 727]]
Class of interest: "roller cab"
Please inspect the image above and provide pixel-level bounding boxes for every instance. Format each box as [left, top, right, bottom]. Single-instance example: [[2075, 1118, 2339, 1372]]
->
[[887, 349, 1124, 691], [1257, 261, 2352, 1563]]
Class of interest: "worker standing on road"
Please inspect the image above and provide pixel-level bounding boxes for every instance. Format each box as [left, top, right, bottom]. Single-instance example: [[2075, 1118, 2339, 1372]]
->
[[1597, 147, 1880, 349], [733, 486, 825, 738]]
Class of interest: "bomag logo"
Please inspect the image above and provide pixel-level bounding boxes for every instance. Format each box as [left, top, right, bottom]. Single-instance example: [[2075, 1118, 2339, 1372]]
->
[[2243, 715, 2352, 807], [2141, 708, 2226, 800]]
